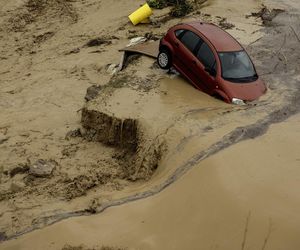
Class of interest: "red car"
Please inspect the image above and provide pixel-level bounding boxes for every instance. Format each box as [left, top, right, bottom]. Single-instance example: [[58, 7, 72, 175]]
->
[[157, 21, 267, 104]]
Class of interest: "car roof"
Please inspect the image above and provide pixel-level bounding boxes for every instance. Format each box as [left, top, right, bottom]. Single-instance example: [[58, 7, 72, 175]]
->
[[184, 21, 243, 52]]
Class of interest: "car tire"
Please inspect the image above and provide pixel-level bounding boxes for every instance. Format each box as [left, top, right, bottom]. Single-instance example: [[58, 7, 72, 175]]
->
[[157, 49, 172, 70]]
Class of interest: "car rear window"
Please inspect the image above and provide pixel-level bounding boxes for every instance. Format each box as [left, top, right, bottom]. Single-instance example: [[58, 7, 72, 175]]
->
[[180, 31, 201, 53], [196, 42, 215, 69]]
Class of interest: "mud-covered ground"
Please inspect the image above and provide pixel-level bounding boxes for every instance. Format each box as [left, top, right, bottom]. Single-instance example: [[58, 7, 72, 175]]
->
[[1, 0, 300, 248]]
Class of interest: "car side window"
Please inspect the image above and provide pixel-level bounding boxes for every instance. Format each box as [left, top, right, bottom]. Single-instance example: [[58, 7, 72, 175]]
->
[[196, 42, 216, 69], [180, 31, 201, 53], [175, 29, 185, 38]]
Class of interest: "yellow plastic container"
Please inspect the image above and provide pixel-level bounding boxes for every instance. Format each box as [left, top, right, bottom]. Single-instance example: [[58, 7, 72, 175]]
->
[[129, 3, 153, 25]]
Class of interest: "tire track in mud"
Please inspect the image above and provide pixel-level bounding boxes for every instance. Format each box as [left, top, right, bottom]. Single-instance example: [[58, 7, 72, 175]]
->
[[3, 9, 300, 243]]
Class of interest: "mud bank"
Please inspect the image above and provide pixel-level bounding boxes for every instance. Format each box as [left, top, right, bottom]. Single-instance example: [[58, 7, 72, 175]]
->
[[81, 109, 138, 150]]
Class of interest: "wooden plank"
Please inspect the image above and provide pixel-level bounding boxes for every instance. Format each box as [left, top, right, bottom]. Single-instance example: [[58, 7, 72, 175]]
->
[[119, 40, 159, 58]]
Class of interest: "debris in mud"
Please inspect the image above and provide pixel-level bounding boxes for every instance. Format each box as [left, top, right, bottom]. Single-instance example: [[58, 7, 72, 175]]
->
[[85, 38, 112, 47], [147, 0, 170, 9], [65, 128, 82, 140], [247, 5, 284, 25], [144, 32, 160, 41], [218, 18, 235, 30], [127, 37, 147, 47], [29, 159, 57, 177], [147, 0, 194, 17], [33, 31, 55, 44], [106, 64, 120, 75], [9, 163, 29, 177], [62, 244, 125, 250], [170, 0, 193, 17]]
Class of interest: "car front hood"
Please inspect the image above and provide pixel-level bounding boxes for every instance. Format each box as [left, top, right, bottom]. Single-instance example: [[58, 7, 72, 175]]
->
[[221, 78, 267, 102]]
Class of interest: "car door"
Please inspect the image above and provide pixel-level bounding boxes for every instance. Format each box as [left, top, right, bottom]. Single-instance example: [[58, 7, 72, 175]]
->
[[172, 30, 202, 89], [191, 41, 217, 94]]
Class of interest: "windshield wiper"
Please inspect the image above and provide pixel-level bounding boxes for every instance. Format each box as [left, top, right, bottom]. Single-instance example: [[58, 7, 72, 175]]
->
[[225, 74, 258, 82]]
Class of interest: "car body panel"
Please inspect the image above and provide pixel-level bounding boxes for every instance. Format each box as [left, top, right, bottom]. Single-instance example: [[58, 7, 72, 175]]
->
[[159, 21, 267, 103], [219, 78, 267, 101], [187, 21, 243, 52]]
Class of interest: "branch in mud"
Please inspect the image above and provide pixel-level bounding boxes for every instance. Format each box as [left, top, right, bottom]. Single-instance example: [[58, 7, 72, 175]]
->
[[147, 0, 199, 17], [246, 5, 284, 26], [290, 26, 300, 43]]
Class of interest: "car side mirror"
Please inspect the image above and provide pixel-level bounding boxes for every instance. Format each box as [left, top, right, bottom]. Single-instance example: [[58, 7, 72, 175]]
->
[[205, 67, 216, 77]]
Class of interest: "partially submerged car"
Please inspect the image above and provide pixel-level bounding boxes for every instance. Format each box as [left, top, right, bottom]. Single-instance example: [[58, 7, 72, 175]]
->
[[157, 21, 267, 104]]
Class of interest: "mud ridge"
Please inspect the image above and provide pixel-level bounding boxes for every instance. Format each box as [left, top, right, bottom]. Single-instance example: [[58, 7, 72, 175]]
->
[[81, 107, 166, 181]]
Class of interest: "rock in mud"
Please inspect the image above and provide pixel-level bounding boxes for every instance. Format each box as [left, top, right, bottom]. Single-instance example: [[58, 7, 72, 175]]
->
[[85, 85, 102, 102], [29, 159, 56, 177]]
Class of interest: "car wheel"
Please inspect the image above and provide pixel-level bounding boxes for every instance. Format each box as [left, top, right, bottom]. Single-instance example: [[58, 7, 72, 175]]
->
[[157, 49, 171, 70]]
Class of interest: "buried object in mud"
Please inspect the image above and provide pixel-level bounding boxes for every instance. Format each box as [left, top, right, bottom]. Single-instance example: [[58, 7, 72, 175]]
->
[[29, 159, 57, 177], [119, 40, 159, 70], [128, 3, 153, 25], [157, 21, 267, 103]]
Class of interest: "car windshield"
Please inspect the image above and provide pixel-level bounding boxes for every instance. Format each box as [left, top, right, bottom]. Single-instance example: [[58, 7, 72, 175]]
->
[[218, 51, 257, 83]]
